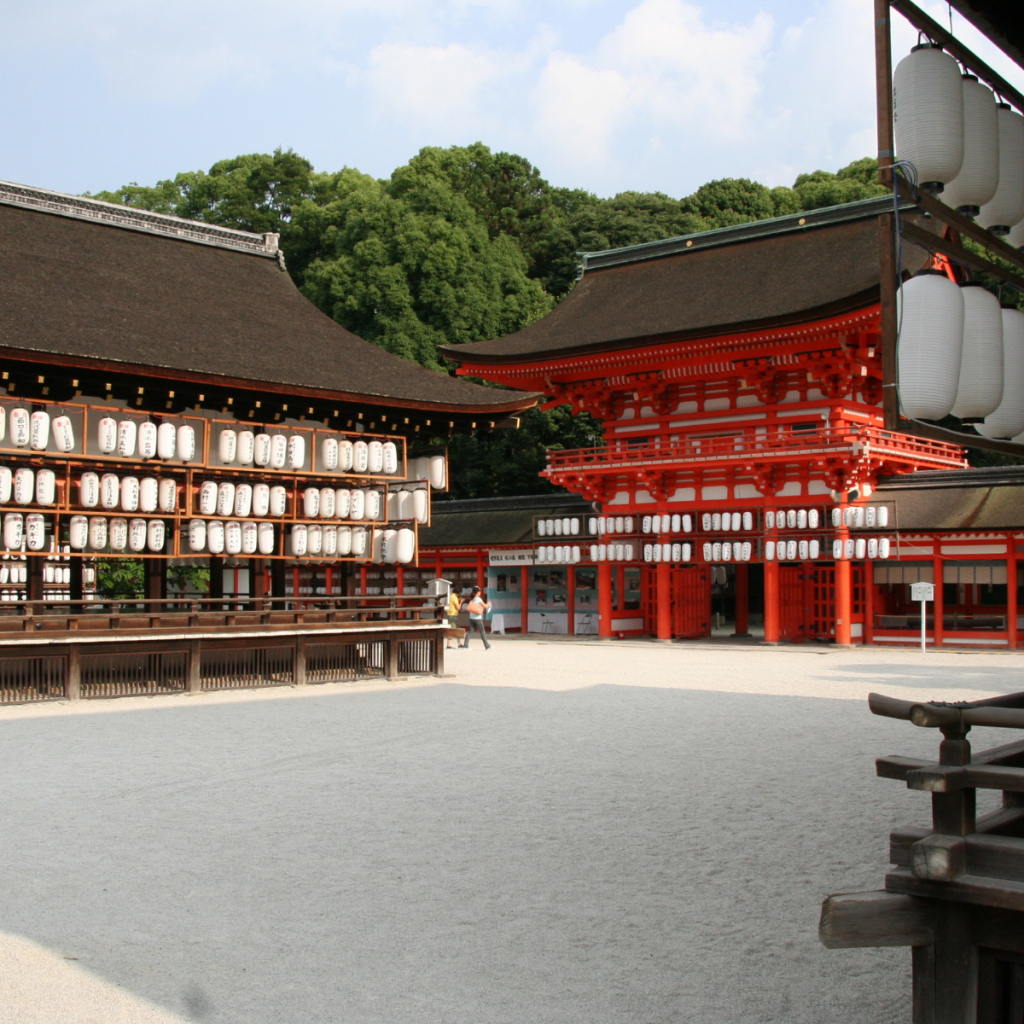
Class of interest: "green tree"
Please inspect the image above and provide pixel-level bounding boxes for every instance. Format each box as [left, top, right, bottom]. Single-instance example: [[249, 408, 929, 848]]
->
[[96, 559, 144, 599], [681, 177, 777, 227], [566, 190, 707, 254]]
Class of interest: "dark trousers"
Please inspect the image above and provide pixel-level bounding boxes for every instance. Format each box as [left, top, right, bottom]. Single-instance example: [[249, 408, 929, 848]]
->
[[461, 618, 490, 648]]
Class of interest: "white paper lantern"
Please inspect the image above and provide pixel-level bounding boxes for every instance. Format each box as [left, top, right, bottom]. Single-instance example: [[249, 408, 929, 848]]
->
[[321, 524, 337, 556], [711, 512, 721, 531], [35, 469, 55, 506], [0, 407, 6, 442], [176, 424, 196, 462], [844, 539, 855, 559], [269, 486, 288, 517], [614, 543, 624, 561], [320, 436, 339, 471], [797, 509, 807, 529], [553, 519, 563, 536], [741, 511, 752, 532], [3, 513, 22, 550], [108, 518, 128, 551], [317, 487, 335, 520], [730, 512, 741, 532], [412, 489, 429, 524], [364, 490, 381, 520], [643, 544, 652, 562], [128, 518, 147, 553], [353, 440, 369, 473], [157, 422, 177, 460], [217, 482, 235, 517], [652, 544, 662, 563], [218, 429, 237, 464], [977, 308, 1024, 439], [349, 489, 365, 520], [429, 455, 446, 490], [879, 538, 891, 559], [395, 528, 416, 564], [287, 434, 306, 470], [25, 513, 45, 551], [258, 522, 276, 555], [682, 515, 693, 533], [383, 441, 399, 475], [270, 434, 287, 470], [52, 414, 74, 453], [147, 519, 166, 553], [712, 542, 722, 561], [570, 517, 580, 535], [336, 440, 353, 472], [336, 525, 352, 556], [702, 541, 711, 561], [0, 467, 11, 504], [207, 520, 225, 555], [13, 468, 33, 506], [137, 477, 157, 513], [978, 105, 1024, 234], [117, 420, 137, 458], [798, 539, 809, 560], [808, 509, 819, 529], [335, 488, 352, 519], [786, 510, 796, 529], [785, 540, 797, 561], [563, 517, 573, 536], [537, 519, 546, 537], [731, 542, 742, 561], [234, 484, 253, 518], [855, 537, 867, 559], [303, 487, 320, 518], [254, 433, 271, 467], [120, 476, 140, 512], [765, 541, 775, 561], [137, 421, 157, 459], [877, 506, 890, 528], [158, 478, 177, 513], [611, 516, 622, 534], [951, 283, 1003, 421], [641, 516, 651, 534], [941, 76, 999, 216], [89, 517, 107, 551], [96, 415, 116, 454], [833, 539, 844, 559], [307, 524, 323, 556], [831, 507, 843, 527], [853, 507, 865, 528], [809, 540, 820, 560], [367, 440, 384, 474], [199, 481, 217, 515], [897, 270, 964, 420], [248, 483, 268, 517], [764, 511, 775, 530], [867, 538, 879, 559], [740, 542, 751, 562], [893, 43, 964, 190]]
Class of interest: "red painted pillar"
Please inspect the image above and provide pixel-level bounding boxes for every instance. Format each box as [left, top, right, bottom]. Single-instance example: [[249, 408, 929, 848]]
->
[[476, 550, 486, 590], [1008, 533, 1018, 650], [521, 564, 530, 634], [568, 563, 576, 636], [933, 553, 944, 648], [656, 561, 672, 641], [835, 557, 853, 647], [733, 563, 750, 637], [864, 562, 875, 646], [764, 560, 780, 644], [598, 563, 614, 637]]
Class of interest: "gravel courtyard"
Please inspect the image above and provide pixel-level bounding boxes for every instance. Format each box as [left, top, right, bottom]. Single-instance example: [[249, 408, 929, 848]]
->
[[0, 638, 1021, 1024]]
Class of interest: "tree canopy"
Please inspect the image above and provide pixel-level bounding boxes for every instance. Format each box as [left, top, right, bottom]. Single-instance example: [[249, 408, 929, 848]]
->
[[91, 148, 911, 493]]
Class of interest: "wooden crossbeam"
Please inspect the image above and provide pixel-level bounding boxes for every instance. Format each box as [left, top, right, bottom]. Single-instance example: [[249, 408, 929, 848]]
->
[[900, 221, 1024, 292]]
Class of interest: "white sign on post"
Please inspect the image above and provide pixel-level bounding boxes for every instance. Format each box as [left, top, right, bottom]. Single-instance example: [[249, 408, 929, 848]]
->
[[910, 582, 935, 652]]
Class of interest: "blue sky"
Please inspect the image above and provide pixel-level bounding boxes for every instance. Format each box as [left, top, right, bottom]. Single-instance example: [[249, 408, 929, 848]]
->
[[2, 0, 1021, 199]]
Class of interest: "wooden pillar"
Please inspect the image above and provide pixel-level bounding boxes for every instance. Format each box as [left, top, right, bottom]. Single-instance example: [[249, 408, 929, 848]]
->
[[145, 558, 165, 601], [835, 557, 853, 647], [733, 562, 750, 637], [933, 553, 945, 649], [656, 561, 672, 641], [294, 636, 307, 685], [187, 639, 202, 694], [521, 565, 529, 634], [270, 559, 286, 602], [567, 562, 576, 635], [69, 557, 83, 605], [385, 636, 399, 679], [66, 643, 81, 701], [1008, 534, 1018, 650], [764, 559, 781, 644], [27, 556, 43, 603], [598, 563, 613, 638], [208, 555, 223, 601]]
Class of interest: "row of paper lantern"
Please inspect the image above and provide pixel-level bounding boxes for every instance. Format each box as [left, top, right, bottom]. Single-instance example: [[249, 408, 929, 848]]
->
[[537, 517, 582, 537], [0, 563, 27, 584], [645, 543, 697, 563], [288, 524, 416, 563], [590, 543, 635, 562], [894, 44, 1024, 231], [698, 542, 753, 563], [385, 488, 430, 524], [899, 278, 1024, 437], [404, 456, 447, 490], [535, 545, 582, 564], [764, 509, 819, 530], [700, 512, 754, 532], [832, 505, 891, 528], [2, 512, 168, 553]]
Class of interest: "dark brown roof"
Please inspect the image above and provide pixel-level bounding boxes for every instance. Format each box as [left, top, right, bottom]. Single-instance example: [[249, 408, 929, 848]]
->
[[421, 493, 592, 547], [876, 467, 1024, 530], [0, 181, 536, 414], [442, 197, 930, 365]]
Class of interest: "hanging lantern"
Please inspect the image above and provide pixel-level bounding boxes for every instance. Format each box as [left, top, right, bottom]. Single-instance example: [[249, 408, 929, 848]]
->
[[35, 469, 55, 506], [147, 519, 166, 553], [570, 518, 581, 535], [158, 478, 177, 513], [597, 516, 607, 535], [711, 513, 721, 531], [643, 544, 653, 562], [429, 455, 446, 490], [128, 519, 147, 553], [199, 481, 217, 515], [120, 476, 140, 513], [333, 488, 351, 519], [740, 542, 751, 562], [138, 421, 157, 459], [879, 538, 891, 559], [764, 511, 775, 530], [250, 484, 270, 517], [88, 517, 108, 550], [877, 506, 890, 527], [215, 482, 235, 517], [139, 477, 158, 513], [865, 506, 877, 528], [234, 484, 253, 518], [322, 524, 338, 556], [702, 542, 712, 561], [270, 434, 287, 469], [269, 486, 288, 517], [96, 415, 116, 454], [897, 270, 964, 419], [941, 76, 999, 217], [765, 541, 776, 561], [833, 539, 844, 559], [336, 525, 352, 556], [13, 468, 34, 506], [69, 515, 88, 550], [786, 510, 796, 529], [798, 539, 809, 560], [25, 514, 45, 551], [0, 407, 5, 442], [951, 283, 1004, 421], [117, 420, 137, 458], [893, 43, 964, 191], [595, 517, 605, 534], [307, 524, 323, 556], [3, 513, 22, 550], [553, 519, 563, 536], [365, 490, 381, 520], [742, 512, 753, 531], [730, 513, 740, 531], [855, 538, 867, 559], [334, 439, 352, 472], [52, 415, 75, 453], [257, 522, 276, 555], [537, 520, 547, 537], [367, 440, 384, 474], [784, 540, 796, 561], [682, 515, 693, 533], [207, 520, 225, 555], [0, 467, 11, 504], [218, 429, 237, 464], [157, 422, 176, 460], [176, 424, 196, 462], [254, 433, 272, 467], [844, 539, 855, 559], [349, 489, 365, 520], [808, 510, 819, 529], [867, 538, 879, 559], [722, 542, 732, 562], [797, 509, 807, 529], [978, 105, 1024, 234], [352, 440, 369, 473], [382, 441, 399, 475], [712, 542, 723, 561], [320, 487, 336, 519], [287, 434, 306, 471], [108, 518, 128, 551], [977, 308, 1024, 439]]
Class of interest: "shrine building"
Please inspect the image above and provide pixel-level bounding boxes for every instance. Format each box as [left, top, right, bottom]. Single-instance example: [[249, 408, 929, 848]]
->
[[443, 196, 1024, 649]]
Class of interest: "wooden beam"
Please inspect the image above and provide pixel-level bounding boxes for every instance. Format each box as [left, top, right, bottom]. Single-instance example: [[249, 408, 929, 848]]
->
[[894, 417, 1024, 458], [900, 221, 1024, 292], [889, 0, 1024, 116], [819, 890, 934, 948]]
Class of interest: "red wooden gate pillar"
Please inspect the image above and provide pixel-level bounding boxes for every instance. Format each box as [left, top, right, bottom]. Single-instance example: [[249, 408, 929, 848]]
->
[[835, 556, 853, 647], [598, 563, 614, 638], [764, 559, 780, 645], [933, 552, 945, 648], [656, 562, 672, 641], [733, 563, 750, 637], [1008, 534, 1018, 650]]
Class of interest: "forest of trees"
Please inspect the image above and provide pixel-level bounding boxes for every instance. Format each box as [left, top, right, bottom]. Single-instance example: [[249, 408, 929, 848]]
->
[[91, 145, 900, 497]]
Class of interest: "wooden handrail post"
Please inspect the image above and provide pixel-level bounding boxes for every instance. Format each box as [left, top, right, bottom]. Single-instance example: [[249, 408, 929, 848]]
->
[[66, 644, 81, 701], [187, 639, 202, 694], [385, 636, 399, 679], [294, 636, 307, 686]]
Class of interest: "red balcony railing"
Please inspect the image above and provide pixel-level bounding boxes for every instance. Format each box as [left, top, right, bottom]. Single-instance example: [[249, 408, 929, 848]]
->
[[544, 425, 966, 475]]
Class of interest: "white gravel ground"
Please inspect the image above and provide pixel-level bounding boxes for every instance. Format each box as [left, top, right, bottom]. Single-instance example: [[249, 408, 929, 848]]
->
[[0, 637, 1021, 1024]]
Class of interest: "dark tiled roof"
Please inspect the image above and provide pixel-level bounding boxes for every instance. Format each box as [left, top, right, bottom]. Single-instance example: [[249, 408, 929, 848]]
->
[[877, 467, 1024, 530], [442, 197, 931, 365], [0, 181, 536, 413], [421, 492, 592, 547]]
